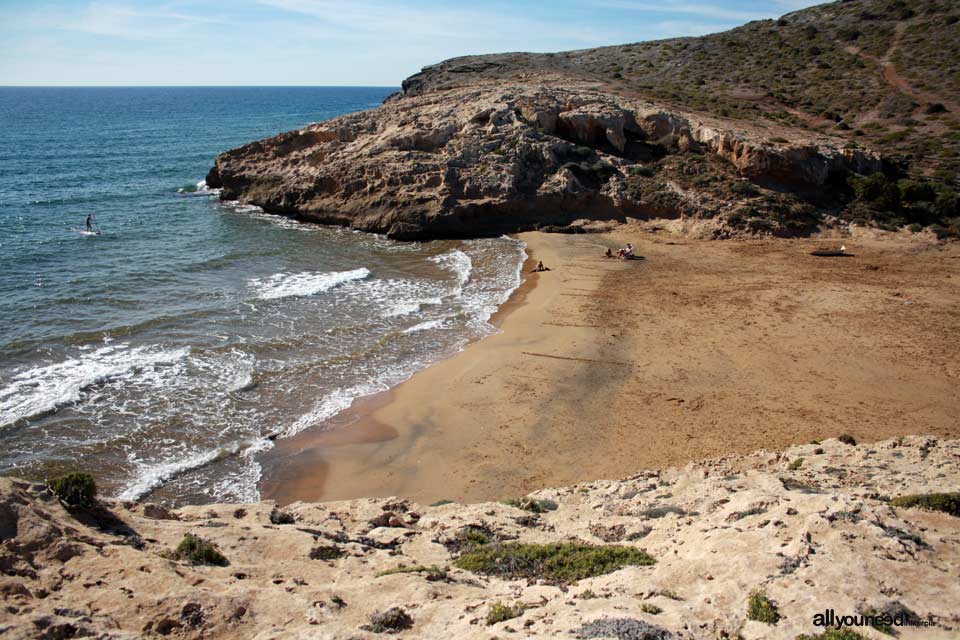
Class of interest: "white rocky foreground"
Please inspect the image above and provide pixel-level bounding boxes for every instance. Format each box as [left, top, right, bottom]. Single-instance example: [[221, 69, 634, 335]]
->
[[1, 435, 958, 639]]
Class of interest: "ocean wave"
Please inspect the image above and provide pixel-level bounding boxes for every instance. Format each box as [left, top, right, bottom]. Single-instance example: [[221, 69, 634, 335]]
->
[[284, 382, 384, 438], [177, 179, 221, 196], [430, 249, 472, 293], [248, 268, 371, 301], [118, 437, 267, 501], [402, 318, 448, 334], [383, 296, 443, 318], [0, 344, 190, 428]]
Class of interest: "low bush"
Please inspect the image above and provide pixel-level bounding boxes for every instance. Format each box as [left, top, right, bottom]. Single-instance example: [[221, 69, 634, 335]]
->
[[640, 603, 662, 614], [269, 509, 295, 525], [49, 472, 97, 508], [454, 542, 654, 583], [890, 492, 960, 517], [789, 458, 804, 471], [747, 589, 780, 624], [362, 607, 413, 633], [838, 434, 857, 446], [376, 564, 447, 580], [486, 601, 526, 626], [173, 534, 228, 566], [502, 496, 558, 513]]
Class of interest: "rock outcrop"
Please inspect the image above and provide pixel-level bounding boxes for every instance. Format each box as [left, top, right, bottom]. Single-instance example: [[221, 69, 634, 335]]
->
[[2, 435, 958, 638], [207, 81, 881, 240]]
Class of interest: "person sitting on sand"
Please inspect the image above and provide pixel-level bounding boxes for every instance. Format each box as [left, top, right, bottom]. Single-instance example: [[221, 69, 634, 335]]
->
[[621, 243, 634, 259], [531, 261, 551, 272], [605, 248, 614, 259]]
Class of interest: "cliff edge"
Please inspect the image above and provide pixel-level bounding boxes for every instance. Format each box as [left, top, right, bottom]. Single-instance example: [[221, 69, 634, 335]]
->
[[2, 435, 958, 638]]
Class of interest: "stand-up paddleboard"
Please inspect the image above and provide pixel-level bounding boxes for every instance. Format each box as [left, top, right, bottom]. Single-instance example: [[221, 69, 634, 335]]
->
[[69, 227, 101, 236]]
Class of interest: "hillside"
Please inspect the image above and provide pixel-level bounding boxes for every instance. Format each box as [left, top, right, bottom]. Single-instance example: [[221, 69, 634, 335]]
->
[[208, 0, 960, 240], [2, 436, 958, 638]]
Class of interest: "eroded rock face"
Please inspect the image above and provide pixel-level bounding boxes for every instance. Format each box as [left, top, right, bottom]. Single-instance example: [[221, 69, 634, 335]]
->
[[208, 81, 880, 239], [0, 436, 957, 638]]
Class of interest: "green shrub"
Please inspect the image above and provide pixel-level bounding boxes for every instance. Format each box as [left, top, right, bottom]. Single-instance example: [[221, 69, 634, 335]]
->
[[363, 607, 413, 633], [454, 542, 655, 583], [269, 508, 295, 524], [788, 458, 804, 471], [486, 602, 526, 626], [376, 564, 447, 579], [850, 173, 900, 211], [429, 499, 454, 507], [309, 545, 343, 560], [908, 223, 924, 233], [49, 472, 97, 508], [890, 492, 960, 517], [838, 434, 857, 446], [502, 496, 558, 513], [898, 179, 937, 203], [173, 534, 228, 566], [747, 589, 780, 624], [796, 631, 869, 640], [640, 603, 662, 614]]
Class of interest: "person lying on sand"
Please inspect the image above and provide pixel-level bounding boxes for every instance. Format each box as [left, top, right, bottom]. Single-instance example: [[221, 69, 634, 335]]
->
[[531, 261, 551, 272]]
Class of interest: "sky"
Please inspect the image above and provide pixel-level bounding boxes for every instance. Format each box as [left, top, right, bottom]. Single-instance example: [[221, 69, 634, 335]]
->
[[0, 0, 822, 86]]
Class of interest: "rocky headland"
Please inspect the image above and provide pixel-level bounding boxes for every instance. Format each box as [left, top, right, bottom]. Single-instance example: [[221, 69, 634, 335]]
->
[[2, 435, 958, 639], [207, 0, 959, 240]]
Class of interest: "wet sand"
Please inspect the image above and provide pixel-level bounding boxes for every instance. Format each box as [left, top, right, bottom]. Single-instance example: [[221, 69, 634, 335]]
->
[[261, 227, 960, 505]]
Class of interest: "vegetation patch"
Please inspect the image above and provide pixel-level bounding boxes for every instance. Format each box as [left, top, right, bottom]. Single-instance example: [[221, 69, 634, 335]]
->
[[747, 589, 779, 624], [376, 564, 447, 581], [796, 631, 869, 640], [309, 545, 343, 560], [172, 534, 228, 567], [486, 602, 527, 626], [361, 607, 414, 633], [574, 618, 673, 640], [502, 496, 559, 513], [640, 603, 662, 615], [789, 458, 804, 471], [49, 472, 97, 508], [890, 492, 960, 517], [454, 542, 654, 583], [837, 434, 857, 446], [269, 508, 295, 525]]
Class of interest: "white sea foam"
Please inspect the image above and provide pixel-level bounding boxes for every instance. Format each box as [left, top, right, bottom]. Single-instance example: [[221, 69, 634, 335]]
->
[[403, 318, 448, 334], [0, 344, 190, 428], [119, 439, 258, 501], [178, 180, 221, 196], [430, 249, 472, 293], [248, 268, 370, 301], [284, 382, 384, 438], [383, 296, 443, 318]]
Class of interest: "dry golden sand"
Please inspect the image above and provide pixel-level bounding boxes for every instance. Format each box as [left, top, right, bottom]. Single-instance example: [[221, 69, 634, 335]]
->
[[261, 228, 960, 505]]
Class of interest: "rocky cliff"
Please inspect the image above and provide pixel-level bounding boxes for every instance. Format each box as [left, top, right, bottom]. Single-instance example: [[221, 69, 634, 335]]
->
[[208, 0, 960, 240], [2, 436, 958, 638]]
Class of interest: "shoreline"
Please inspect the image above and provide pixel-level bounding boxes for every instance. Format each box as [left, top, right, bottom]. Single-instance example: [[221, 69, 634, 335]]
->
[[261, 227, 960, 506]]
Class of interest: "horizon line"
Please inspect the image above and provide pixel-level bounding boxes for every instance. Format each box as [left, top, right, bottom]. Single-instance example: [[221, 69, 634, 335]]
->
[[0, 84, 401, 89]]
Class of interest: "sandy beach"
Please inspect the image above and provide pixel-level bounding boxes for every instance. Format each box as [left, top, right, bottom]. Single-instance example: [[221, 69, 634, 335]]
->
[[261, 226, 960, 505]]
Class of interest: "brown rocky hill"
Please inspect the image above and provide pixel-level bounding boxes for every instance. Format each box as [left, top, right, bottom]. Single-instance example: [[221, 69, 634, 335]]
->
[[207, 0, 959, 239]]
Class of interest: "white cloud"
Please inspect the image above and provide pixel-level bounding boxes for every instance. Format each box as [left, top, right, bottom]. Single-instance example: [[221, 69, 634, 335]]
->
[[53, 2, 224, 40], [596, 0, 777, 22]]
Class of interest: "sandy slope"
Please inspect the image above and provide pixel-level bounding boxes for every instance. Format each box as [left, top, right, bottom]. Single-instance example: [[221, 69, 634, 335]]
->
[[2, 435, 958, 639], [262, 227, 960, 505]]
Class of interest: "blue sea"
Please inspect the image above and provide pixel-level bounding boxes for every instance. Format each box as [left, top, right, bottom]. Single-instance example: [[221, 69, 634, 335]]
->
[[0, 87, 526, 504]]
